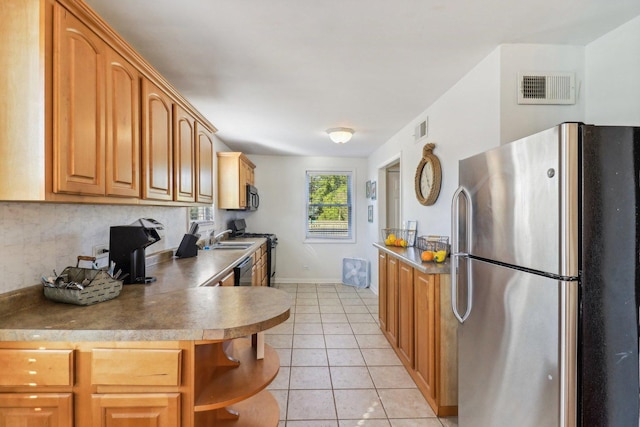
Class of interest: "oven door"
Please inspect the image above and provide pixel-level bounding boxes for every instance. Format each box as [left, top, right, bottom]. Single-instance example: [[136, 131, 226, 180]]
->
[[234, 257, 253, 286]]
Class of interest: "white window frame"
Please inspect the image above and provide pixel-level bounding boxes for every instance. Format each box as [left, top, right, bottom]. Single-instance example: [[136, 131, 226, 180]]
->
[[304, 169, 355, 244]]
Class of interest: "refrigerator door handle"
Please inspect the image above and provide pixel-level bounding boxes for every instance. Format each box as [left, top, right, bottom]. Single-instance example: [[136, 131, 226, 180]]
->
[[451, 185, 473, 323]]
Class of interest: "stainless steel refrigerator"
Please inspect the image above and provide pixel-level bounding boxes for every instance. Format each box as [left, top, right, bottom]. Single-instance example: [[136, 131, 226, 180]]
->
[[451, 123, 639, 427]]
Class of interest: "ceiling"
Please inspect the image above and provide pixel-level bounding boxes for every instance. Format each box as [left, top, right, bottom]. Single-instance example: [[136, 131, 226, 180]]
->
[[85, 0, 640, 158]]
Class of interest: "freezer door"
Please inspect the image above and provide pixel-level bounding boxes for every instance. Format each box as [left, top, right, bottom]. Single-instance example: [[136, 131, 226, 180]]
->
[[457, 258, 577, 427], [457, 123, 579, 277]]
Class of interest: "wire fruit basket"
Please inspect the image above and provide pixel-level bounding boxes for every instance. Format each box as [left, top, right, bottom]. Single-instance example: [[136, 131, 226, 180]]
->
[[381, 228, 416, 248], [416, 236, 450, 262]]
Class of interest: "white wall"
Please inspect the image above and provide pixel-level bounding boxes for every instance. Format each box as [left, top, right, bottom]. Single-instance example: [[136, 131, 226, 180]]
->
[[241, 155, 370, 283], [586, 15, 640, 125], [366, 48, 503, 294], [0, 203, 188, 294]]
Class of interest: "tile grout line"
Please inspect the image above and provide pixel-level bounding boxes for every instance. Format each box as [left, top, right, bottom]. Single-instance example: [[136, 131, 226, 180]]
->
[[277, 282, 450, 426]]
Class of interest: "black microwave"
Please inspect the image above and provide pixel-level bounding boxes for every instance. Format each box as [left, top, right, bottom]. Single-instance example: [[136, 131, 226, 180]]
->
[[246, 184, 259, 210]]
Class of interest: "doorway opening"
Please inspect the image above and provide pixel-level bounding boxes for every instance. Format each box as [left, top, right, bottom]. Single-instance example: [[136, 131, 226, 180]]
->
[[385, 162, 400, 229]]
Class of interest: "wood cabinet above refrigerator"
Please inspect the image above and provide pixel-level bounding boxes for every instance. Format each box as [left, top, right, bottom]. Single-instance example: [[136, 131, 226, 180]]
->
[[217, 152, 256, 210]]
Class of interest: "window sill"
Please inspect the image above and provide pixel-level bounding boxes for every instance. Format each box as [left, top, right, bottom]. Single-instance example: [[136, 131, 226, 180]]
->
[[304, 238, 356, 244]]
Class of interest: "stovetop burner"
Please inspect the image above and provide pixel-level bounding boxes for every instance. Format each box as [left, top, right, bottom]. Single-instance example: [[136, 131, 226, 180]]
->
[[229, 219, 277, 242]]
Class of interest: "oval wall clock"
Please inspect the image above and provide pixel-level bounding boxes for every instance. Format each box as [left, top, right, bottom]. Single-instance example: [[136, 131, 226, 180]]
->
[[414, 143, 442, 206]]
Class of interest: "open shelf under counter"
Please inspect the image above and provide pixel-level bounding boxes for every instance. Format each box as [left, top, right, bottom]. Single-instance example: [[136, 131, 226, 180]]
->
[[194, 390, 279, 426], [194, 337, 279, 413]]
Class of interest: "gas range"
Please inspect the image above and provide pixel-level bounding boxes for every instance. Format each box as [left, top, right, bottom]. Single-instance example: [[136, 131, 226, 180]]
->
[[228, 220, 277, 286]]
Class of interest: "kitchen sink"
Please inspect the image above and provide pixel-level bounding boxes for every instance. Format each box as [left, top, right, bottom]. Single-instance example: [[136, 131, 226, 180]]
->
[[210, 241, 255, 250]]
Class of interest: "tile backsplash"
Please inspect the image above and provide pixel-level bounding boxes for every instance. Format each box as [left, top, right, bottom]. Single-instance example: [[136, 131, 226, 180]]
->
[[0, 202, 189, 294]]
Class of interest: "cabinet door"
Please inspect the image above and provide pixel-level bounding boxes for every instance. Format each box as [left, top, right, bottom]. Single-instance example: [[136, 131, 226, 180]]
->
[[53, 5, 105, 196], [378, 251, 388, 331], [398, 261, 414, 367], [0, 393, 72, 427], [220, 271, 235, 287], [386, 256, 399, 345], [173, 104, 196, 202], [414, 271, 437, 401], [141, 79, 173, 201], [92, 393, 180, 427], [195, 122, 214, 203], [239, 159, 249, 208], [105, 49, 140, 197]]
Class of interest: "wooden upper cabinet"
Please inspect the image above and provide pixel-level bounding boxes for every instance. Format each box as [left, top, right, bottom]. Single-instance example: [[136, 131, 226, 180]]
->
[[196, 122, 214, 204], [217, 152, 255, 209], [54, 4, 141, 199], [142, 78, 173, 201], [1, 0, 217, 205], [53, 5, 105, 196], [105, 49, 140, 198], [173, 104, 196, 202]]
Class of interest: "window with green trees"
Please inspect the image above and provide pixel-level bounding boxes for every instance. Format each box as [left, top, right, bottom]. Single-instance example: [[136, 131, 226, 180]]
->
[[306, 171, 353, 240]]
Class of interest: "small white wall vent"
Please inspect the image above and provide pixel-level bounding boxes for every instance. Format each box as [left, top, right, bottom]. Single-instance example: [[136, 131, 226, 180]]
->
[[414, 117, 428, 142], [517, 72, 575, 105]]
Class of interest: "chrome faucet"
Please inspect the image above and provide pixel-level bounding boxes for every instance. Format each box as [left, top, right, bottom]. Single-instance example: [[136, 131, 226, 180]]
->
[[212, 229, 232, 244]]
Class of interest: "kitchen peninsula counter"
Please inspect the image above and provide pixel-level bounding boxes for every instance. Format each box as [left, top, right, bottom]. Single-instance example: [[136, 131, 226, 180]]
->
[[0, 240, 290, 426], [0, 238, 291, 341]]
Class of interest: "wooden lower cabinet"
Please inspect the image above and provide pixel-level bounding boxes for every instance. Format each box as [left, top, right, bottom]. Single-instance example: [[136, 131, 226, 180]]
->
[[414, 271, 438, 406], [219, 271, 235, 287], [0, 393, 73, 427], [377, 249, 458, 416], [385, 256, 399, 345], [252, 243, 268, 286], [397, 261, 414, 367], [378, 251, 388, 331], [92, 393, 180, 427], [0, 336, 280, 426]]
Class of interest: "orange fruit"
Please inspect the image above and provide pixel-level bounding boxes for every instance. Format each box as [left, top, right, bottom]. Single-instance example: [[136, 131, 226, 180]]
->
[[421, 251, 434, 262]]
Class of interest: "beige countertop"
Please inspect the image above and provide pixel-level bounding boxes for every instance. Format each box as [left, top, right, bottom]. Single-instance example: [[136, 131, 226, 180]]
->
[[374, 242, 451, 274], [0, 238, 291, 342]]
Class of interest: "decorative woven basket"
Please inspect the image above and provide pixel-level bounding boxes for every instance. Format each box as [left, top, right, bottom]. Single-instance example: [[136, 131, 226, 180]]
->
[[43, 267, 123, 306]]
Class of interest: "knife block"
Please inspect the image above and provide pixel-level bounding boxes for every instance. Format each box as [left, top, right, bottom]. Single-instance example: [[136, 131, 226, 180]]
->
[[175, 233, 199, 258]]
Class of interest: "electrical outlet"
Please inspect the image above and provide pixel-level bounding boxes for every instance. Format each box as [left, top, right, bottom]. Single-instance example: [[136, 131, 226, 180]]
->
[[303, 265, 309, 270], [92, 244, 109, 260]]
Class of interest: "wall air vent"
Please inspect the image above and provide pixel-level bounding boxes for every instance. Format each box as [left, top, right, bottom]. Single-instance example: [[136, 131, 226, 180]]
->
[[414, 117, 428, 142], [517, 72, 575, 105]]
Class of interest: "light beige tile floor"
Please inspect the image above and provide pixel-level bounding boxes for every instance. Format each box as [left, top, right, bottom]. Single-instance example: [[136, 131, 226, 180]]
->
[[267, 282, 459, 427]]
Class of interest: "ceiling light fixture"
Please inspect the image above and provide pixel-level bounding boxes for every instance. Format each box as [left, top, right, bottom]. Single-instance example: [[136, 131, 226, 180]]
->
[[326, 127, 354, 144]]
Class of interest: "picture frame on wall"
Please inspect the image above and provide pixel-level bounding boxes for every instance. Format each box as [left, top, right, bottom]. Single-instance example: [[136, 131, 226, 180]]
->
[[371, 181, 377, 200], [366, 181, 371, 198], [368, 205, 373, 222]]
